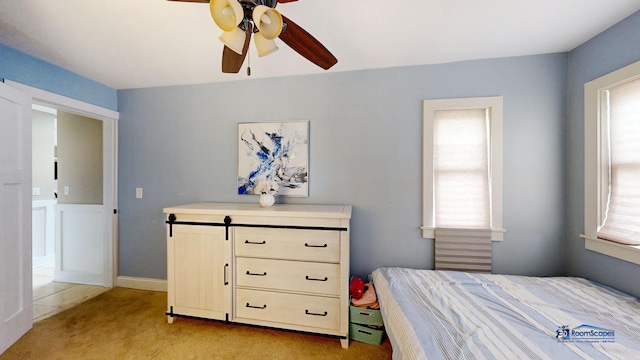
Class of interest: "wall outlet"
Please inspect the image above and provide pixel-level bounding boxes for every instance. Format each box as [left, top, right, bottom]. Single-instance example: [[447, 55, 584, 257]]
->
[[32, 187, 40, 196], [64, 186, 70, 195]]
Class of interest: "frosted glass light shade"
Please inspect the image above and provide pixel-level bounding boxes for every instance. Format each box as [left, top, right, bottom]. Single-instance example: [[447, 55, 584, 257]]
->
[[210, 0, 244, 32], [219, 27, 247, 55], [254, 32, 279, 57], [252, 5, 282, 40]]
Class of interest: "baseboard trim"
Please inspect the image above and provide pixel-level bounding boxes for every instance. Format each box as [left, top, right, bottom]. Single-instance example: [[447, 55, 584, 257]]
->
[[116, 276, 167, 292]]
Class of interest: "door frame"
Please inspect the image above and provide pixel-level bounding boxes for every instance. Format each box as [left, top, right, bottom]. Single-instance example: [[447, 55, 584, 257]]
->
[[7, 80, 119, 287]]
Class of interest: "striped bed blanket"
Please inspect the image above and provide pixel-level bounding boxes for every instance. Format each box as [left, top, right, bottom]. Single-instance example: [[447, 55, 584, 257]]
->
[[372, 267, 640, 360]]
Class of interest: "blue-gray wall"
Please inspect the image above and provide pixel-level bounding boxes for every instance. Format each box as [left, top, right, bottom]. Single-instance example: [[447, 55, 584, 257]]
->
[[117, 53, 568, 281], [4, 9, 640, 298], [0, 44, 117, 111], [566, 11, 640, 298]]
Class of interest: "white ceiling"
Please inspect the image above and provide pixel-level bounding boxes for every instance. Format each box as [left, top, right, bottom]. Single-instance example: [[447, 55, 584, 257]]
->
[[1, 0, 639, 90]]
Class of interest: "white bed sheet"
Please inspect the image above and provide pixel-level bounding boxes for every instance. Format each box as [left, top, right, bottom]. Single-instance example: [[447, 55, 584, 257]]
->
[[372, 267, 640, 360]]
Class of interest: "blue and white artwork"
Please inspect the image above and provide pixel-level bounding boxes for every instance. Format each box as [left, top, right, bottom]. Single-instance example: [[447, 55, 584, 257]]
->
[[238, 121, 309, 196]]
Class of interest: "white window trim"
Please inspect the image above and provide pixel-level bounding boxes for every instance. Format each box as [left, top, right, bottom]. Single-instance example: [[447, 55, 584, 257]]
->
[[421, 96, 505, 241], [584, 60, 640, 266]]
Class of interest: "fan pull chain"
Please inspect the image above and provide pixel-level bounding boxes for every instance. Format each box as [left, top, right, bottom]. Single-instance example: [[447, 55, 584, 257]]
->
[[247, 49, 251, 76]]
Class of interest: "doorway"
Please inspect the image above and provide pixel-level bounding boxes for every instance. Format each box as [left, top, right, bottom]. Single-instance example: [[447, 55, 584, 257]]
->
[[31, 104, 111, 321], [7, 81, 118, 289]]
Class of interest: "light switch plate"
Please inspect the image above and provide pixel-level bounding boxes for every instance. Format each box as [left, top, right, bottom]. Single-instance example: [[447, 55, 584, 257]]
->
[[136, 187, 143, 199]]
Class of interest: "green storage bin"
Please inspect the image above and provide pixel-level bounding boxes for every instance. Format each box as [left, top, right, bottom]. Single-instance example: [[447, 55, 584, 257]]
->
[[349, 305, 384, 326], [350, 323, 385, 345]]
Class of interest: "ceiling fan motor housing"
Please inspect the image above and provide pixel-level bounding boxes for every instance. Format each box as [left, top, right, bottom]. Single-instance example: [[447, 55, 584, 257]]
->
[[239, 0, 278, 11]]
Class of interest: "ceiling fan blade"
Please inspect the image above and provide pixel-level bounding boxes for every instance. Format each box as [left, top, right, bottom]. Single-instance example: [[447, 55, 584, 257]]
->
[[222, 28, 252, 73], [279, 15, 337, 70]]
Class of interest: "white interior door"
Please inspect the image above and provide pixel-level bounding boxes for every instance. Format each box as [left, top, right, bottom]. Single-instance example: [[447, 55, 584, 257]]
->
[[0, 81, 32, 354]]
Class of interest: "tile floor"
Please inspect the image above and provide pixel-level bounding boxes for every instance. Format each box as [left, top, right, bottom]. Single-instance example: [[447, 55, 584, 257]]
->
[[33, 263, 109, 322]]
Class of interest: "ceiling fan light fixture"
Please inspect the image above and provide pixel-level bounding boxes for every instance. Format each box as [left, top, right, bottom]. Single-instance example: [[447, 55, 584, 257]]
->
[[210, 0, 244, 32], [254, 32, 279, 57], [219, 27, 247, 55], [252, 5, 283, 40]]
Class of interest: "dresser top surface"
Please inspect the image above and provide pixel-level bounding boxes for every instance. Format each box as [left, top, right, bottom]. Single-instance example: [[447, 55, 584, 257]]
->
[[163, 202, 352, 219]]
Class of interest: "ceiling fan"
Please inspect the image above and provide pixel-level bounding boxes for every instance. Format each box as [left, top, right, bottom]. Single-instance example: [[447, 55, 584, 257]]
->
[[168, 0, 338, 74]]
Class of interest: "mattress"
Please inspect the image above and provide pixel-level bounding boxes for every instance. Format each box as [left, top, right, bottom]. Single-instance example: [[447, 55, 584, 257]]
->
[[372, 267, 640, 360]]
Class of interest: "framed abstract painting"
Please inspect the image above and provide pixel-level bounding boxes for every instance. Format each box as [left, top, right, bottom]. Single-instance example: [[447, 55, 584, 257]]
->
[[237, 121, 309, 197]]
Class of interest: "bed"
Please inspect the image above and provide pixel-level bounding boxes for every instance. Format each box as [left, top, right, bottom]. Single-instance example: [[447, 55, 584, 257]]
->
[[371, 267, 640, 359]]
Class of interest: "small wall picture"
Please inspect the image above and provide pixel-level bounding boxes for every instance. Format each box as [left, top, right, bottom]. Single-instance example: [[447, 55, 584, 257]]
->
[[238, 121, 309, 197]]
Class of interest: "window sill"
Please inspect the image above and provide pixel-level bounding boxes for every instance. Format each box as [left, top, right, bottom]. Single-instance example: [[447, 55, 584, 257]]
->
[[582, 235, 640, 266]]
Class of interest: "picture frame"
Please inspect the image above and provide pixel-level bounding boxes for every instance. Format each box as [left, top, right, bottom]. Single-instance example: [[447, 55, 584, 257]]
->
[[237, 121, 309, 197]]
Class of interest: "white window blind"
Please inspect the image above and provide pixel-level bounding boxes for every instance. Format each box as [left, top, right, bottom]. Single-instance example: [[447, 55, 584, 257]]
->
[[597, 77, 640, 245], [433, 109, 490, 229]]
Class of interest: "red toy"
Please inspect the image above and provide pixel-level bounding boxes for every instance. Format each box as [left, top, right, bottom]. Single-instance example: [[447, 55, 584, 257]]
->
[[350, 276, 365, 299]]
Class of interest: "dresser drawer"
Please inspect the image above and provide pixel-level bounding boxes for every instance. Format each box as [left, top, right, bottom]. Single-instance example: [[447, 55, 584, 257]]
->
[[236, 289, 340, 330], [236, 257, 340, 295], [235, 227, 340, 263]]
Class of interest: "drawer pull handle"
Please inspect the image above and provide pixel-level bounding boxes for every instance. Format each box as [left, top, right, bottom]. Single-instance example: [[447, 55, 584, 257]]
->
[[245, 240, 266, 245], [305, 276, 328, 282], [246, 271, 267, 276], [305, 243, 328, 248], [246, 303, 267, 309], [305, 310, 328, 317], [358, 329, 373, 335]]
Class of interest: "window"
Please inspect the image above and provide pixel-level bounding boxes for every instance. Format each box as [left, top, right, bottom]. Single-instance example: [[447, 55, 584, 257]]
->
[[584, 60, 640, 265], [422, 97, 504, 240]]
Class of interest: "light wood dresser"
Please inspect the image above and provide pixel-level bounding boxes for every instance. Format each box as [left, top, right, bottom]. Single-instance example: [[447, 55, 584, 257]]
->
[[163, 203, 352, 348]]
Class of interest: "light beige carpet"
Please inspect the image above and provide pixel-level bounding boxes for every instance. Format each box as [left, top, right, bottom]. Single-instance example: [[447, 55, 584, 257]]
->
[[2, 287, 392, 359]]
